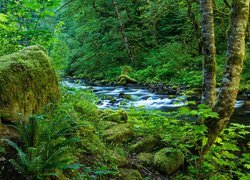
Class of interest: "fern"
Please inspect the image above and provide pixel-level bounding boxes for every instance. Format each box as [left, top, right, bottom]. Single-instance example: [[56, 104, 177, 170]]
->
[[3, 114, 81, 179]]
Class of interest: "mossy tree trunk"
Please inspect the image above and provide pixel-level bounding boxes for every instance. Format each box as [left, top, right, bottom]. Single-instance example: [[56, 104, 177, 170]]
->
[[203, 0, 250, 154], [200, 0, 217, 107]]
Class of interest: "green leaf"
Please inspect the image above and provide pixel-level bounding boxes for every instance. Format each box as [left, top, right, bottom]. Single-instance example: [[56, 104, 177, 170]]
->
[[0, 146, 5, 153], [63, 163, 84, 170], [0, 13, 8, 22], [222, 151, 236, 159], [244, 164, 250, 169]]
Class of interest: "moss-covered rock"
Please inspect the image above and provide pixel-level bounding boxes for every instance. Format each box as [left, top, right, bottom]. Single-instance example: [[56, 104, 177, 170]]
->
[[119, 92, 134, 100], [99, 121, 119, 130], [0, 45, 59, 122], [118, 75, 137, 85], [137, 152, 154, 166], [118, 77, 127, 86], [244, 101, 250, 109], [131, 135, 162, 153], [153, 148, 184, 175], [77, 126, 107, 156], [110, 147, 128, 166], [119, 168, 143, 180], [103, 123, 134, 143], [0, 124, 18, 139], [101, 109, 128, 123]]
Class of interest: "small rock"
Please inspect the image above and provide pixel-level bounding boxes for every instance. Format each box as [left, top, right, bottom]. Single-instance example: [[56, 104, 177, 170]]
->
[[117, 75, 137, 86], [137, 152, 154, 166], [131, 135, 162, 153], [111, 148, 128, 167], [119, 168, 143, 180], [244, 101, 250, 110], [101, 109, 128, 123], [103, 123, 134, 143], [153, 148, 184, 175], [0, 157, 6, 161], [119, 92, 133, 100]]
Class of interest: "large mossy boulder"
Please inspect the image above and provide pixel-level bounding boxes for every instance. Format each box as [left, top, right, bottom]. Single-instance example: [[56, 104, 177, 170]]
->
[[153, 148, 184, 175], [0, 45, 59, 122]]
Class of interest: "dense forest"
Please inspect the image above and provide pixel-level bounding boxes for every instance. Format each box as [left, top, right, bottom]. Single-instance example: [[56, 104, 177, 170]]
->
[[0, 0, 250, 179]]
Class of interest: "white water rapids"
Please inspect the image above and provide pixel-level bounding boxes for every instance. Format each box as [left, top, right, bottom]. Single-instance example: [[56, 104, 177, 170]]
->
[[61, 80, 246, 110]]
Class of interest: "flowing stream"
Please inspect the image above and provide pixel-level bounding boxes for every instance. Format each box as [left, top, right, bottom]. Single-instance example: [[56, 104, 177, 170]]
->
[[62, 79, 250, 124]]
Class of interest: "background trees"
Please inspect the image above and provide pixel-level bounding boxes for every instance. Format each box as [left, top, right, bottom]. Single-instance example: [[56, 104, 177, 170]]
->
[[0, 0, 61, 55], [52, 0, 249, 89]]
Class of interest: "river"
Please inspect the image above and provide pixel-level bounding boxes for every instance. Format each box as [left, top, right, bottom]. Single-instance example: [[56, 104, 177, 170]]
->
[[62, 79, 250, 124]]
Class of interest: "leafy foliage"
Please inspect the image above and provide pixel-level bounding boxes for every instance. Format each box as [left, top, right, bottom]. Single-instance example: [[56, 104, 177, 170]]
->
[[128, 105, 250, 179], [3, 112, 80, 179]]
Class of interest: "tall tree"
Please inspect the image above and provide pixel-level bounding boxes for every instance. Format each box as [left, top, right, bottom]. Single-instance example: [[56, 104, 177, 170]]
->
[[200, 0, 217, 107], [201, 0, 250, 153], [112, 0, 135, 64]]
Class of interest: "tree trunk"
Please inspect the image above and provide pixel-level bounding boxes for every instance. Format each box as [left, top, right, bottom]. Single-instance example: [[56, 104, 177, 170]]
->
[[200, 0, 217, 107], [204, 0, 250, 153], [112, 0, 135, 64], [187, 1, 202, 54]]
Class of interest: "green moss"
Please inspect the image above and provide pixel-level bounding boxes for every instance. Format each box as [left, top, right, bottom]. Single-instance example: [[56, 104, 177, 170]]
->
[[244, 101, 250, 109], [77, 126, 107, 156], [99, 121, 118, 130], [153, 148, 184, 175], [0, 124, 18, 139], [137, 152, 154, 166], [119, 168, 143, 180], [0, 45, 59, 122], [110, 147, 128, 167], [118, 75, 137, 85], [118, 77, 127, 85], [101, 109, 128, 123], [103, 123, 134, 143], [119, 92, 133, 100], [131, 135, 162, 153]]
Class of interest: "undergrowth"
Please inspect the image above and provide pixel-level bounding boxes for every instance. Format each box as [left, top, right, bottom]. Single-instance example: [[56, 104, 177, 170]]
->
[[2, 87, 250, 179]]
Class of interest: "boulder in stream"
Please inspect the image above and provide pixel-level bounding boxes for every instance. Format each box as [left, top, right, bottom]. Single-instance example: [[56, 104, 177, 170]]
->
[[0, 45, 59, 122]]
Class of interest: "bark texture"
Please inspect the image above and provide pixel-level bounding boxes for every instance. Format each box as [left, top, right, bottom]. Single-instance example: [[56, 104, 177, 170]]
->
[[205, 0, 250, 152], [200, 0, 217, 107]]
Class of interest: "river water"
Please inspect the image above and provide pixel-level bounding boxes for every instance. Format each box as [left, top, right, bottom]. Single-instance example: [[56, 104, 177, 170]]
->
[[62, 79, 250, 124]]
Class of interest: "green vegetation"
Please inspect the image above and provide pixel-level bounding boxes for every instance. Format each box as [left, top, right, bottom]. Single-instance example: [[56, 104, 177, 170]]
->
[[1, 88, 249, 179], [0, 0, 250, 179]]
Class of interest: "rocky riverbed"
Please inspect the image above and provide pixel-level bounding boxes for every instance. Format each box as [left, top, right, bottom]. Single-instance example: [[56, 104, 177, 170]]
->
[[62, 79, 250, 124]]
